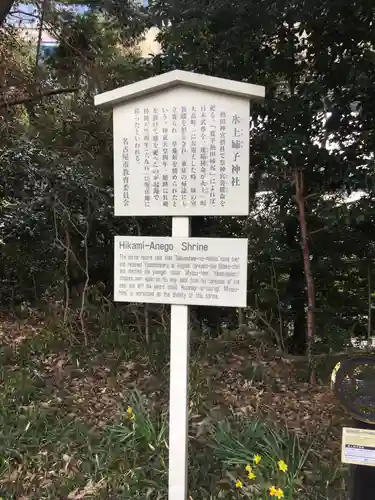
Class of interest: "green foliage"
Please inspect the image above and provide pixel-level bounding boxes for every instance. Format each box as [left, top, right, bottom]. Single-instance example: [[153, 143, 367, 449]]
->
[[150, 0, 375, 352], [1, 1, 161, 310], [2, 0, 375, 353]]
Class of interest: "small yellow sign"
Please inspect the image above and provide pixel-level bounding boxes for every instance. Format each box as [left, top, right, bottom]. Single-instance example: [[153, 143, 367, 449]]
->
[[342, 427, 375, 467]]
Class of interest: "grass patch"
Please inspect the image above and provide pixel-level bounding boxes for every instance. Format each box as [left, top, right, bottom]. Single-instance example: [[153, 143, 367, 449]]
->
[[0, 319, 346, 499]]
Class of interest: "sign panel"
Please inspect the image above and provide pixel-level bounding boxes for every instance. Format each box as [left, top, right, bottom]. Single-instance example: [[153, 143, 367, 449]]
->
[[342, 427, 375, 467], [114, 236, 248, 307], [113, 86, 250, 216]]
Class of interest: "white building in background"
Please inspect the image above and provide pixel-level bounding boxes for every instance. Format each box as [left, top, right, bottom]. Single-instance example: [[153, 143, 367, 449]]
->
[[17, 24, 59, 58], [18, 24, 160, 59], [10, 1, 160, 59], [133, 0, 161, 56], [137, 26, 161, 57]]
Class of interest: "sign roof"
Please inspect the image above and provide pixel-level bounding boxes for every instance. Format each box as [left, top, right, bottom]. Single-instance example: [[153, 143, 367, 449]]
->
[[94, 69, 265, 108]]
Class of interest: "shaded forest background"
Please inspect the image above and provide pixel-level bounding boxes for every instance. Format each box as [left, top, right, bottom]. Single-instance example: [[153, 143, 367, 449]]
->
[[1, 0, 375, 356]]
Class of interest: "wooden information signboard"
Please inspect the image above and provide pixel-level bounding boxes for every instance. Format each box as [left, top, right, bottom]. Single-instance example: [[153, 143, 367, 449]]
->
[[95, 70, 265, 500]]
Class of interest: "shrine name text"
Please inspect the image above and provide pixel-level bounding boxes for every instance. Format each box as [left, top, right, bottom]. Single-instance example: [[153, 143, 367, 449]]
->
[[119, 240, 209, 252]]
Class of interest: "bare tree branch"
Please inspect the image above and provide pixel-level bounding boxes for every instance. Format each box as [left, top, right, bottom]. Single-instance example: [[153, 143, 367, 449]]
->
[[53, 197, 91, 345], [9, 9, 38, 19], [35, 0, 49, 66], [53, 206, 72, 323], [0, 87, 78, 109], [79, 195, 90, 346]]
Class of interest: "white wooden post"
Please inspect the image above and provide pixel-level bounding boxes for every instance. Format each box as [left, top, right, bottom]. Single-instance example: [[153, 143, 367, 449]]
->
[[169, 216, 191, 500]]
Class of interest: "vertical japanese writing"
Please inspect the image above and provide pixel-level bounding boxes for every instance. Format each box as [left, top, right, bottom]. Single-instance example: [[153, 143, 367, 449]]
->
[[231, 113, 243, 188], [200, 105, 208, 206], [219, 110, 227, 207], [152, 107, 160, 203], [190, 106, 197, 207], [125, 99, 247, 215], [143, 107, 150, 208], [209, 104, 216, 207], [171, 106, 178, 208], [161, 107, 169, 207], [181, 106, 188, 206], [134, 108, 141, 206], [122, 137, 129, 206]]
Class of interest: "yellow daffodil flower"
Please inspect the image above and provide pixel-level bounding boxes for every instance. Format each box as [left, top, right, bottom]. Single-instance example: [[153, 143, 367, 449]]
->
[[269, 486, 284, 498], [278, 459, 288, 472], [253, 454, 262, 465], [235, 479, 243, 489], [245, 464, 252, 473], [126, 406, 136, 420], [248, 471, 256, 480]]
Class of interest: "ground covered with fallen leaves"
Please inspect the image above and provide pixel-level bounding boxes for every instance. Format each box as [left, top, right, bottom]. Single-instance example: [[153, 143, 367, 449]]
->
[[0, 314, 350, 499]]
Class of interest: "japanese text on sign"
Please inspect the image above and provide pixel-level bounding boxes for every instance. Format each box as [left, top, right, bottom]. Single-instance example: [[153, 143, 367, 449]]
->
[[114, 88, 249, 216]]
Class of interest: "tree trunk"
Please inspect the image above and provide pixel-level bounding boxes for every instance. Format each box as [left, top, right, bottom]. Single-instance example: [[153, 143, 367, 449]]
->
[[368, 262, 372, 347], [294, 168, 316, 384], [288, 259, 306, 354], [284, 217, 306, 354], [238, 307, 244, 328], [0, 0, 15, 26], [291, 294, 307, 354]]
